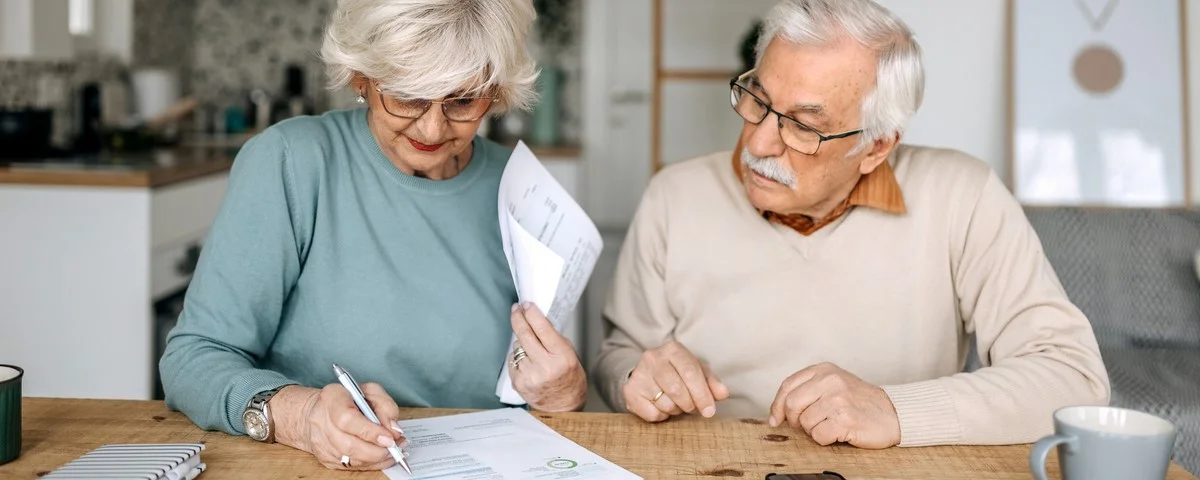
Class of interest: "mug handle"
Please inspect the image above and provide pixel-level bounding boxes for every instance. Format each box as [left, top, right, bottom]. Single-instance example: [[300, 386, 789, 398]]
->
[[1029, 434, 1076, 480]]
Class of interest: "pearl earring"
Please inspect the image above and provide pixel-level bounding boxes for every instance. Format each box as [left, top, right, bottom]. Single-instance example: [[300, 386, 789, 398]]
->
[[356, 92, 365, 104]]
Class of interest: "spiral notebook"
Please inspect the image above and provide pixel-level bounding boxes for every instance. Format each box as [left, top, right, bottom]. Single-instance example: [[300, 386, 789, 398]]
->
[[42, 443, 206, 480]]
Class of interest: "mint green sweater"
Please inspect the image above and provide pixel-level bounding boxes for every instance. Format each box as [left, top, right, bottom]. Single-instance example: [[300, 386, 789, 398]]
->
[[160, 109, 518, 434]]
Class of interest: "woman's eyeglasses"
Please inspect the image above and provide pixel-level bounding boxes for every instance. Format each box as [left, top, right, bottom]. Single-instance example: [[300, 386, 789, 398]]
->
[[374, 83, 496, 122]]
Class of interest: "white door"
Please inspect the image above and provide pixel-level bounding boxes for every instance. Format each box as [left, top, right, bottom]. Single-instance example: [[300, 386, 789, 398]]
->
[[582, 0, 654, 230], [579, 0, 653, 412]]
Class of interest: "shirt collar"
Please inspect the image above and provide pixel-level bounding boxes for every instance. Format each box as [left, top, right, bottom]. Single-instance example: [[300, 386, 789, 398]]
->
[[731, 142, 907, 235]]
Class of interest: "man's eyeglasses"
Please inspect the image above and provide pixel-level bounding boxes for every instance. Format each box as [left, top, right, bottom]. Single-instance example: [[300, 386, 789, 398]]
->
[[729, 70, 862, 155], [374, 82, 496, 122]]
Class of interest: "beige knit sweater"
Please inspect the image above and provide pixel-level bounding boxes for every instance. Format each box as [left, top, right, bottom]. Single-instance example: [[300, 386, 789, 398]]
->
[[592, 145, 1111, 446]]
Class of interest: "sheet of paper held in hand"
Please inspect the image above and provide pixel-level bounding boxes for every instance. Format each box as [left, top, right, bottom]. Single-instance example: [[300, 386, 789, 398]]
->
[[494, 141, 603, 405], [383, 408, 641, 480]]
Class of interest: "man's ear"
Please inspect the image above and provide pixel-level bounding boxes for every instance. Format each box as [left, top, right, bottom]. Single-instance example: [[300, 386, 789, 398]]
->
[[858, 133, 900, 175]]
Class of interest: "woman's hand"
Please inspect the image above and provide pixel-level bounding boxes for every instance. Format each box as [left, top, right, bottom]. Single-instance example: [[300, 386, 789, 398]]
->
[[270, 383, 408, 471], [508, 303, 587, 412]]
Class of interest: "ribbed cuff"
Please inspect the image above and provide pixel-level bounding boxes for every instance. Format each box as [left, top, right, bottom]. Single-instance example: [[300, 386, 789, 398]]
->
[[881, 380, 961, 446], [596, 349, 641, 413], [224, 369, 300, 435]]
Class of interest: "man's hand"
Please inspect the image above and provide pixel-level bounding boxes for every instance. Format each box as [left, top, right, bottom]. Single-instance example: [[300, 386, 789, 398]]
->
[[622, 340, 730, 422], [768, 362, 901, 449]]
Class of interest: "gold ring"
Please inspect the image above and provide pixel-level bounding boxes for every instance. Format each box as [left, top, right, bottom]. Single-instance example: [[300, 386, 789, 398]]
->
[[652, 390, 665, 402]]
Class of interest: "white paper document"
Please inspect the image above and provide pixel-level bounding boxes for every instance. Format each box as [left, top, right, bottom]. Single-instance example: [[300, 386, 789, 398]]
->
[[383, 408, 641, 480], [495, 141, 603, 405]]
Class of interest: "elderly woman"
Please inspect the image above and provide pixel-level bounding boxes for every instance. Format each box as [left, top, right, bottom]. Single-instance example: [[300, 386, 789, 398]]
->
[[159, 0, 586, 471]]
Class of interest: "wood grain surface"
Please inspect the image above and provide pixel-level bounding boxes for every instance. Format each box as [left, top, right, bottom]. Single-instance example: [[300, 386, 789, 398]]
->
[[1, 398, 1194, 480]]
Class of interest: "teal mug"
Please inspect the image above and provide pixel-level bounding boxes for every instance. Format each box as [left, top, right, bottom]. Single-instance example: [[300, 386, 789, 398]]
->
[[1030, 405, 1176, 480], [0, 365, 22, 465]]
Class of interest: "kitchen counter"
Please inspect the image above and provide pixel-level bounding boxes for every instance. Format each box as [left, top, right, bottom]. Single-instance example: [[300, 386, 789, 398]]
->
[[0, 147, 235, 188], [1, 148, 232, 400]]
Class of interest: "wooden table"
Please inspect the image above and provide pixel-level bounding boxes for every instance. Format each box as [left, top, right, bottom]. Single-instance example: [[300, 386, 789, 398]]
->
[[2, 398, 1195, 480]]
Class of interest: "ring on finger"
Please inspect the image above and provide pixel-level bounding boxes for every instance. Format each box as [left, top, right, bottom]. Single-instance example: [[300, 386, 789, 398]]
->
[[652, 389, 665, 402], [340, 454, 351, 468], [511, 348, 528, 369]]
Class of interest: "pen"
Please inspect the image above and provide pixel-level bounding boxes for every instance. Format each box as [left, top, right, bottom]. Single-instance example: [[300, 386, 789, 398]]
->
[[332, 363, 412, 475]]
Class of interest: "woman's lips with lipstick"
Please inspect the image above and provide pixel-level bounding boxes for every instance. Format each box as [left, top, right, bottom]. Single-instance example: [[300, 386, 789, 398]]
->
[[407, 137, 444, 152]]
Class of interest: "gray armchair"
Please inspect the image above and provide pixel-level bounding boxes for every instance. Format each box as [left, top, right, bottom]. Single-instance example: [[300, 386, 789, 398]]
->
[[1023, 207, 1200, 474]]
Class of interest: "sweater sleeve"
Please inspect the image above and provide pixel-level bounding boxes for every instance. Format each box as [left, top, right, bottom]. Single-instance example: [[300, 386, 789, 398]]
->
[[159, 128, 308, 435], [881, 171, 1110, 446], [592, 176, 678, 413]]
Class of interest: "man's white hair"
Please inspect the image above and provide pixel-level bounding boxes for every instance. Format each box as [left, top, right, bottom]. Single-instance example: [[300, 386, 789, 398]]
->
[[756, 0, 925, 153], [321, 0, 539, 112]]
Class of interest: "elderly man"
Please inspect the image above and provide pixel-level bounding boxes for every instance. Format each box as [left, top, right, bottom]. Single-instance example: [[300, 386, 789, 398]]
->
[[593, 0, 1109, 448]]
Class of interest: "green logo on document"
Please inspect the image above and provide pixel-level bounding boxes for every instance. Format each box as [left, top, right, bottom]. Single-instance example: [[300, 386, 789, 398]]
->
[[547, 458, 578, 469]]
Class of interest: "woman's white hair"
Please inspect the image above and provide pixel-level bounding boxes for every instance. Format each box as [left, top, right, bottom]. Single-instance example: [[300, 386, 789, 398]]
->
[[756, 0, 925, 153], [321, 0, 539, 112]]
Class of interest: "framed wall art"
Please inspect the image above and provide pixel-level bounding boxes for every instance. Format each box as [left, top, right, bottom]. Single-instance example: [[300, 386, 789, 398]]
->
[[1009, 0, 1191, 206]]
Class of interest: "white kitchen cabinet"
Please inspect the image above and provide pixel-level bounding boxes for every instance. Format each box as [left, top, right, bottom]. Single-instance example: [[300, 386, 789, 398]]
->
[[0, 172, 229, 400]]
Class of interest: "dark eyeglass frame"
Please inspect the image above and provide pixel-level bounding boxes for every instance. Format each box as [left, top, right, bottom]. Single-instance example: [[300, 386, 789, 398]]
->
[[373, 81, 497, 123], [729, 69, 863, 155]]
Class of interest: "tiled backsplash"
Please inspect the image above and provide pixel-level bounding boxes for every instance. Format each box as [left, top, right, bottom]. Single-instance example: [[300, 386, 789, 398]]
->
[[179, 0, 582, 142], [132, 0, 197, 95], [190, 0, 334, 112], [2, 0, 581, 146]]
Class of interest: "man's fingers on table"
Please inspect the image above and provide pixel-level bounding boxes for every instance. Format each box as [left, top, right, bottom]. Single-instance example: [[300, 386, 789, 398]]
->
[[652, 363, 696, 413], [809, 418, 846, 446], [671, 357, 716, 417], [769, 367, 820, 427], [658, 399, 683, 416], [626, 394, 670, 423], [784, 380, 826, 429], [652, 390, 681, 415], [623, 373, 671, 422], [702, 363, 730, 401], [798, 396, 834, 433]]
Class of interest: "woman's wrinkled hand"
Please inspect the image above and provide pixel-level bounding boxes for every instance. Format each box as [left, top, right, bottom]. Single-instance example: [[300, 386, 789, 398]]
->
[[508, 303, 587, 412], [272, 383, 408, 471]]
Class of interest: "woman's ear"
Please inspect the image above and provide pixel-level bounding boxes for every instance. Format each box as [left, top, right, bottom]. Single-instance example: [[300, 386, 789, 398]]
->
[[350, 73, 369, 96]]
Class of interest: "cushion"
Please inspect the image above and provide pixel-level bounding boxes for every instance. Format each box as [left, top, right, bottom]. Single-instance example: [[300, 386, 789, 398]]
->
[[1103, 347, 1200, 475], [1023, 208, 1200, 349]]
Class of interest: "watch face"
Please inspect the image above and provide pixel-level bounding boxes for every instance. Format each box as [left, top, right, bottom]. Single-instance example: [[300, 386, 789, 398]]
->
[[242, 410, 269, 441]]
